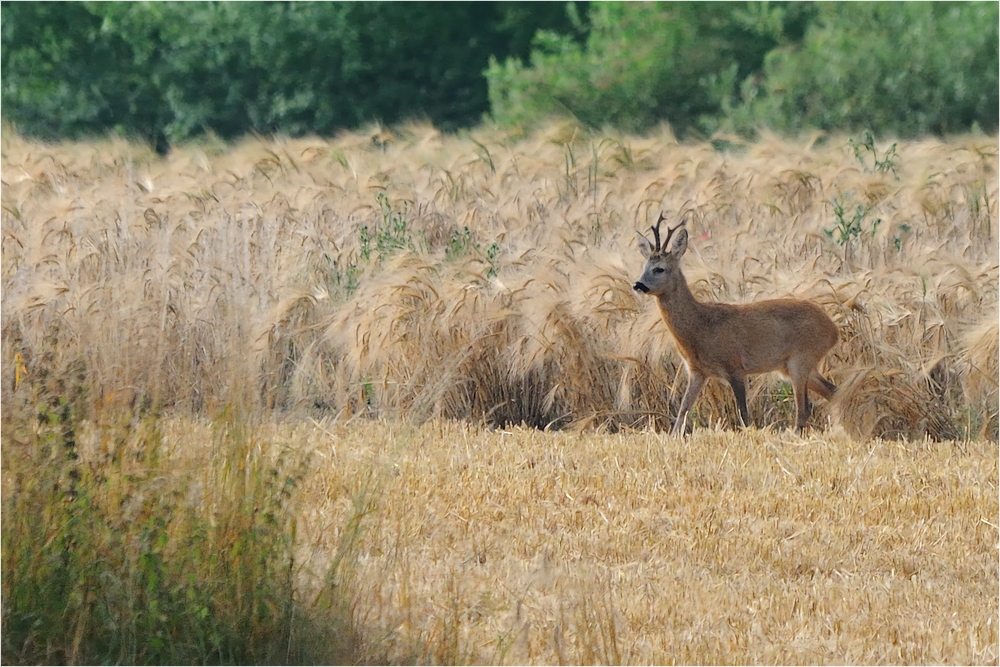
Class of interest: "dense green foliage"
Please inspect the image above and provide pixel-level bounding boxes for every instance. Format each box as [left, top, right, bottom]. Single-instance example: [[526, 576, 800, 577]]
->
[[488, 1, 998, 138], [719, 2, 1000, 137], [2, 1, 997, 147], [486, 2, 816, 136], [1, 1, 583, 148]]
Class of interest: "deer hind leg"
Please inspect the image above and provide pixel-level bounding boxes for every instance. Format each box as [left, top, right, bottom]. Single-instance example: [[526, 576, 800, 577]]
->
[[787, 358, 815, 432], [672, 370, 706, 436], [808, 372, 837, 400]]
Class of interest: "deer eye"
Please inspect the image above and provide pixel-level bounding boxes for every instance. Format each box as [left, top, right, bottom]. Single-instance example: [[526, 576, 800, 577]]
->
[[652, 267, 665, 274]]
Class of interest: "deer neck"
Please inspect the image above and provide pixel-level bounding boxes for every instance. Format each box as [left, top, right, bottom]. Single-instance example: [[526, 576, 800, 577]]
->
[[654, 272, 708, 345]]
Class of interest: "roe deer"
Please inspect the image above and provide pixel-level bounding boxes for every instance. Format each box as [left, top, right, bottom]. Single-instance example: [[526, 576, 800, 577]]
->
[[632, 214, 838, 434]]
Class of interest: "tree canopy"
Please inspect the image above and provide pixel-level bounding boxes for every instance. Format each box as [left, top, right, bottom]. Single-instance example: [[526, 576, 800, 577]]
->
[[2, 1, 996, 148]]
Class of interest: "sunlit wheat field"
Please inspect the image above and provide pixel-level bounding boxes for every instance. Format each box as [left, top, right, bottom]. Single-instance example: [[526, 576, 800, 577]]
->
[[2, 124, 997, 664]]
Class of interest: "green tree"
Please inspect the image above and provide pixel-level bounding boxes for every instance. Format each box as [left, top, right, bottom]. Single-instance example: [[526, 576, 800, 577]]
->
[[1, 2, 586, 146], [721, 2, 999, 137], [486, 2, 814, 135], [0, 2, 169, 149]]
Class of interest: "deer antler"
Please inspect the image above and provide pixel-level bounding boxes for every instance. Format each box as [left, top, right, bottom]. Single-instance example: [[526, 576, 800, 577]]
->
[[662, 217, 687, 250], [650, 212, 666, 252]]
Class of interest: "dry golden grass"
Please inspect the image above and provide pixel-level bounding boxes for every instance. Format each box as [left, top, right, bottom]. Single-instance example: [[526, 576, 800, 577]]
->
[[154, 416, 997, 665], [2, 124, 998, 662], [2, 122, 996, 437]]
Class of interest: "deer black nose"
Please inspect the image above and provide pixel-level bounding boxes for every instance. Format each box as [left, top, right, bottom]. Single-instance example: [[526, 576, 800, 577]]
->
[[633, 281, 649, 293]]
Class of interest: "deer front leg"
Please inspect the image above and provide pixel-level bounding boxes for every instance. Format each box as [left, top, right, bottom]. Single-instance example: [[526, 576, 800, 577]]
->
[[727, 374, 749, 428], [672, 370, 706, 436], [794, 386, 812, 431]]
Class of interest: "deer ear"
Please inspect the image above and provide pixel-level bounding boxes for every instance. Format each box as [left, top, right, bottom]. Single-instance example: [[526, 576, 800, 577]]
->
[[667, 227, 688, 257], [636, 232, 654, 259]]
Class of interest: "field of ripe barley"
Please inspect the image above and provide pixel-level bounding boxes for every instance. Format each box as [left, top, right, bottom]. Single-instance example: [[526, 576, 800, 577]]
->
[[2, 123, 997, 436], [1, 124, 997, 663]]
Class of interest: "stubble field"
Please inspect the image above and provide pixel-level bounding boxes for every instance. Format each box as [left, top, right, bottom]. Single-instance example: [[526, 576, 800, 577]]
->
[[2, 123, 997, 664]]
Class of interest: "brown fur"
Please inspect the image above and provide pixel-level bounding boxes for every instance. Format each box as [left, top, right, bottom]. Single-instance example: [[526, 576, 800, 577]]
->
[[633, 215, 838, 434]]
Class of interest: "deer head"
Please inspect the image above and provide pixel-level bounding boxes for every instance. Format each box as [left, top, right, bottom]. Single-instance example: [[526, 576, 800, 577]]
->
[[632, 214, 688, 295]]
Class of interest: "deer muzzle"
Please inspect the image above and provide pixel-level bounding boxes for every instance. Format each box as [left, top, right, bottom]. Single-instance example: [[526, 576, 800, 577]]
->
[[632, 281, 650, 293]]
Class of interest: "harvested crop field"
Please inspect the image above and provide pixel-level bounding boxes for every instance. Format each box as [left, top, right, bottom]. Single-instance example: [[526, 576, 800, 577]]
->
[[290, 418, 996, 664], [2, 124, 998, 663]]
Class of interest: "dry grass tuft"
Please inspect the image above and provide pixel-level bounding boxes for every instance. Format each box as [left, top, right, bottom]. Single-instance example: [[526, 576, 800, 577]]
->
[[958, 311, 1000, 439]]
